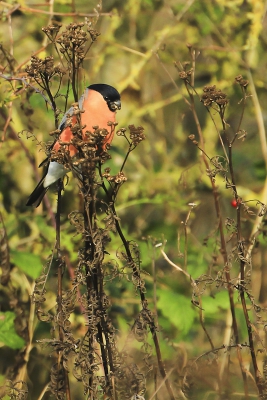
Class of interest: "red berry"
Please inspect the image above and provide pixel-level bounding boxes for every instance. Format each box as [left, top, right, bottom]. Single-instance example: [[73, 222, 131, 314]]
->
[[231, 199, 238, 208]]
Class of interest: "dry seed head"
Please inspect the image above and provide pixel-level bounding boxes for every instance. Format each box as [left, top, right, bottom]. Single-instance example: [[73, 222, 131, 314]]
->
[[188, 134, 198, 145], [107, 121, 118, 127], [114, 172, 127, 184], [201, 85, 228, 108], [104, 171, 127, 184], [49, 129, 61, 136], [102, 170, 111, 180], [42, 23, 62, 34], [203, 85, 216, 92], [235, 74, 249, 88], [88, 28, 100, 42], [98, 129, 109, 138], [235, 75, 243, 82], [128, 124, 145, 145], [25, 55, 65, 80], [56, 23, 94, 60], [179, 71, 188, 80], [116, 128, 127, 136], [178, 67, 193, 82]]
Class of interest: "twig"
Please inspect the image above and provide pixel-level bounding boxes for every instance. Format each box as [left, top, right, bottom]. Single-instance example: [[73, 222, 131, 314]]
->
[[159, 246, 191, 280], [0, 2, 113, 17], [0, 74, 53, 106], [224, 80, 263, 397], [182, 65, 249, 396], [194, 343, 251, 364], [160, 245, 215, 349], [111, 205, 175, 400], [55, 180, 71, 400], [148, 368, 176, 400], [245, 69, 267, 261], [247, 69, 267, 170]]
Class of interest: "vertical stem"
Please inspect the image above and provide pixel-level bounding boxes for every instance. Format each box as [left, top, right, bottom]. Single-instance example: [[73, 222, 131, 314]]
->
[[184, 81, 249, 397], [83, 169, 111, 395], [111, 204, 175, 400], [100, 161, 175, 400], [83, 194, 95, 394], [152, 244, 158, 327], [71, 45, 78, 102], [228, 144, 263, 397], [56, 180, 71, 400]]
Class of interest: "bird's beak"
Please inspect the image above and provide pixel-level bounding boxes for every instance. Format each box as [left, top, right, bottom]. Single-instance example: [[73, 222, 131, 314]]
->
[[111, 100, 121, 111]]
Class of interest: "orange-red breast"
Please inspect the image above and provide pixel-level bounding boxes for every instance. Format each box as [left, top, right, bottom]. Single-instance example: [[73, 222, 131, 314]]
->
[[26, 84, 121, 207]]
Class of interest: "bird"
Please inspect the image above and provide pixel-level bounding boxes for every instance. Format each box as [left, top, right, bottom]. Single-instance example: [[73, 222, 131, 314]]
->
[[26, 83, 121, 208]]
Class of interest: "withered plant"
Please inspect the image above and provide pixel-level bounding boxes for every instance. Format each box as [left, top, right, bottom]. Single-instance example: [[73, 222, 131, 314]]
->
[[2, 7, 267, 400], [167, 47, 267, 399], [0, 22, 175, 400]]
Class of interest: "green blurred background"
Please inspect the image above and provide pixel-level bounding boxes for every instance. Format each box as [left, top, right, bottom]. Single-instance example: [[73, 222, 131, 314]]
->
[[0, 0, 267, 398]]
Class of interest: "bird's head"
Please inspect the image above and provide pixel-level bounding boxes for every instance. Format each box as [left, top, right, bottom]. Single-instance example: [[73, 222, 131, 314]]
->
[[88, 83, 121, 112]]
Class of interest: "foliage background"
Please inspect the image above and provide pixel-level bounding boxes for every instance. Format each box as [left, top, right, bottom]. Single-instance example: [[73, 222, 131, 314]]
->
[[0, 0, 267, 398]]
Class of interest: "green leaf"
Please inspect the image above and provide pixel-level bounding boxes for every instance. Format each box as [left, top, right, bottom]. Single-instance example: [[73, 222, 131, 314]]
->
[[0, 312, 25, 349], [201, 290, 231, 315], [157, 289, 195, 334], [34, 215, 55, 241], [10, 249, 43, 279]]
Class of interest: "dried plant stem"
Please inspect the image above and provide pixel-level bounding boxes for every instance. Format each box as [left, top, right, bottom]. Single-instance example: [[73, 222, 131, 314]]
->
[[194, 344, 251, 364], [56, 181, 71, 400], [219, 308, 232, 379], [219, 79, 264, 395], [160, 248, 191, 280], [245, 70, 267, 260], [0, 2, 112, 18], [148, 368, 175, 400], [37, 384, 50, 400], [247, 69, 267, 168], [160, 247, 215, 349], [41, 0, 55, 48], [2, 101, 12, 142], [42, 76, 59, 127], [198, 302, 215, 351], [83, 173, 114, 397], [71, 48, 78, 102], [228, 144, 263, 397], [182, 204, 195, 270], [16, 281, 36, 385], [111, 205, 175, 400], [83, 194, 97, 394], [152, 245, 158, 327], [183, 80, 249, 397]]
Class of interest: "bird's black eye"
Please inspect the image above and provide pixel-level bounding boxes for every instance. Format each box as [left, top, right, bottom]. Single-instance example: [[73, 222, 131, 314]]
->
[[104, 96, 109, 101]]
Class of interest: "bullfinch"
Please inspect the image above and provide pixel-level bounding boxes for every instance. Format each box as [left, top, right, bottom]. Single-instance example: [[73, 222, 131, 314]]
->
[[26, 84, 121, 207]]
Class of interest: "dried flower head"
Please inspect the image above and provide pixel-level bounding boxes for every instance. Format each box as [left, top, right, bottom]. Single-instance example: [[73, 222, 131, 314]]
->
[[42, 23, 62, 41], [179, 68, 193, 82], [188, 134, 198, 145], [25, 55, 66, 82], [103, 170, 127, 184], [201, 85, 228, 108], [56, 23, 99, 65], [116, 128, 127, 136], [128, 125, 145, 146], [235, 74, 249, 88]]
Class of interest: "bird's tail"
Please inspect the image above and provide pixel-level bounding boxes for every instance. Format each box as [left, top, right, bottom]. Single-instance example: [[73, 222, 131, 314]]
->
[[26, 175, 48, 207]]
